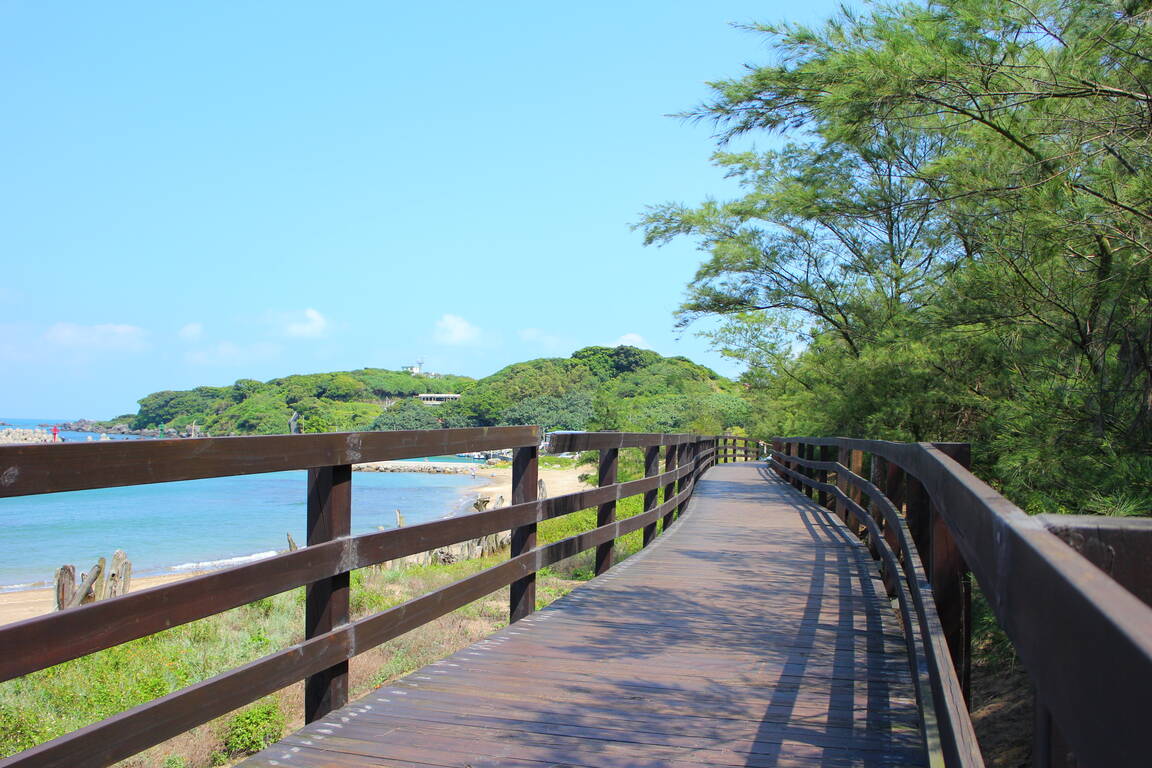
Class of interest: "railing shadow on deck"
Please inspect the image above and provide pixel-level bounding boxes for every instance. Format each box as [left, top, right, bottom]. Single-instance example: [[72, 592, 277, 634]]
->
[[361, 473, 921, 768], [0, 429, 756, 768], [770, 436, 1152, 768]]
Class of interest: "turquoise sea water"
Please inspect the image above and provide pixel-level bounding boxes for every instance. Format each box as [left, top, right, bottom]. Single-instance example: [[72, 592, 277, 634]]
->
[[0, 417, 487, 589]]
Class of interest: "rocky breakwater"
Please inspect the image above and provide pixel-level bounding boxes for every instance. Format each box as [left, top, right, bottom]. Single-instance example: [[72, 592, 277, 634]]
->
[[353, 460, 495, 475], [0, 428, 58, 445], [57, 419, 179, 438]]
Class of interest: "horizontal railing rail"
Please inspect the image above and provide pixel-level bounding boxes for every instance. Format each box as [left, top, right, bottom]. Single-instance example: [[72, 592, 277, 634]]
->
[[772, 437, 1152, 768], [0, 428, 540, 497], [0, 429, 724, 768]]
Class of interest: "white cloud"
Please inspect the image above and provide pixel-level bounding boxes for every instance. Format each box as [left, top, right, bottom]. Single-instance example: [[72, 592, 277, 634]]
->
[[43, 323, 149, 352], [185, 341, 282, 366], [178, 322, 204, 341], [281, 308, 329, 339], [612, 333, 650, 349], [434, 314, 481, 346]]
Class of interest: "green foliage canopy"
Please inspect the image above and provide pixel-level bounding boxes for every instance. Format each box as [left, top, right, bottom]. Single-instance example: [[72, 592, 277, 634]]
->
[[641, 0, 1152, 514]]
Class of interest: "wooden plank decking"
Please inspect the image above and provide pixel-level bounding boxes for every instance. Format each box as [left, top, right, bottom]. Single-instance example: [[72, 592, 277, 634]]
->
[[241, 462, 924, 768]]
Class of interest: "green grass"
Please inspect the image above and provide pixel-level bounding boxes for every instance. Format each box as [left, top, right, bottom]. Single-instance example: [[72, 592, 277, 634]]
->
[[0, 589, 305, 759], [539, 455, 579, 470]]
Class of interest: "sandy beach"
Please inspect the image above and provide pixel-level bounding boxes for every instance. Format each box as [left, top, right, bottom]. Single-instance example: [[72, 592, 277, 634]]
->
[[0, 572, 203, 627], [469, 465, 591, 503], [0, 464, 591, 627], [354, 461, 592, 507]]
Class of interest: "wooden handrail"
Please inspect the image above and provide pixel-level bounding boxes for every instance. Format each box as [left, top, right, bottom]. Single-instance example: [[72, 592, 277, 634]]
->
[[0, 427, 542, 497], [0, 429, 720, 768], [772, 437, 1152, 768]]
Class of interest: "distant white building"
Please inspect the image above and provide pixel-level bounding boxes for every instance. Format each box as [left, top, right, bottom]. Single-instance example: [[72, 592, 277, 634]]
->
[[416, 393, 461, 406], [402, 363, 422, 376]]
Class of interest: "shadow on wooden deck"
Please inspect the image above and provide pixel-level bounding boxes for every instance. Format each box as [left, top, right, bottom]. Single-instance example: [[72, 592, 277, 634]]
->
[[240, 463, 923, 768]]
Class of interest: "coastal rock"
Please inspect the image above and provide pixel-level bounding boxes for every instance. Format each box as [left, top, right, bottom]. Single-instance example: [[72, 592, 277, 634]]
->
[[353, 461, 484, 475], [0, 428, 57, 445]]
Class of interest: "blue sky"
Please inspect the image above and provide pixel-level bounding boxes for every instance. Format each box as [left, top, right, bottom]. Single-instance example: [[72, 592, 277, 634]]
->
[[1, 1, 844, 419]]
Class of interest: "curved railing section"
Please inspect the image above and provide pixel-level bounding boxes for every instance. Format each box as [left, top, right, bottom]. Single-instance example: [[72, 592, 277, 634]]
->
[[772, 437, 1152, 768], [0, 429, 749, 768], [768, 444, 980, 768]]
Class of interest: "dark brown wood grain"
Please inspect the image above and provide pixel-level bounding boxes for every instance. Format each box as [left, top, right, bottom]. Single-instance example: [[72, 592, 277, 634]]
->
[[509, 445, 539, 623], [0, 427, 540, 498], [662, 441, 678, 533], [304, 464, 351, 722], [1039, 515, 1152, 608], [675, 442, 691, 519], [595, 447, 618, 575], [642, 445, 660, 547]]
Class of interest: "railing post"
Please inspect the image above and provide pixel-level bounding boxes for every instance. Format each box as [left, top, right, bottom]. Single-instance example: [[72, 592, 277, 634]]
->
[[931, 443, 973, 701], [798, 442, 808, 494], [883, 461, 905, 559], [595, 447, 618, 575], [847, 447, 864, 534], [676, 441, 691, 518], [834, 445, 860, 534], [509, 445, 539, 623], [905, 473, 931, 572], [1034, 694, 1076, 768], [870, 453, 886, 513], [662, 442, 678, 531], [864, 453, 886, 562], [817, 444, 830, 507], [811, 444, 820, 499], [642, 445, 660, 547], [835, 443, 852, 524], [304, 464, 351, 723], [801, 443, 811, 492], [790, 442, 802, 490]]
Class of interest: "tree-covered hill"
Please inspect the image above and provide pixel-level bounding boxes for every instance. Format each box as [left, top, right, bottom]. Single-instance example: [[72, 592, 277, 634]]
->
[[402, 346, 750, 434], [130, 368, 474, 435], [122, 347, 751, 436]]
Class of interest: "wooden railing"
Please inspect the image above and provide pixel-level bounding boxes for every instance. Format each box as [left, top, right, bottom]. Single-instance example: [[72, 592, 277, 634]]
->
[[771, 438, 1152, 768], [0, 429, 728, 768], [714, 435, 758, 463]]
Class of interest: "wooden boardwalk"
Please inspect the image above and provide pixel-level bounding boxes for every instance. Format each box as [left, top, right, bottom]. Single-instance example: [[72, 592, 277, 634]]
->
[[242, 462, 924, 768]]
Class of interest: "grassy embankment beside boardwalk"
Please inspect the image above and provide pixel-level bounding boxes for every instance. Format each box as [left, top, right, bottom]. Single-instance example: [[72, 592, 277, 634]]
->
[[0, 452, 664, 767]]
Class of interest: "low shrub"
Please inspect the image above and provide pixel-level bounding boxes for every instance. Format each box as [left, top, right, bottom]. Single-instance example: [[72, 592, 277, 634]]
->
[[217, 699, 284, 759]]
